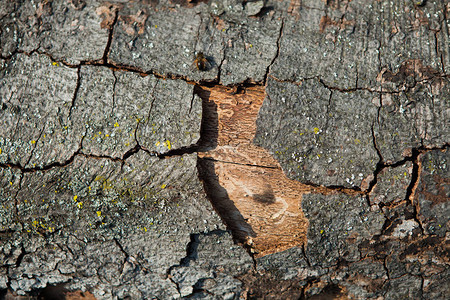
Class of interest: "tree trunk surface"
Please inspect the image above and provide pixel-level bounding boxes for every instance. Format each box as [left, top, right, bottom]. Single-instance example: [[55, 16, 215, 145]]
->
[[0, 0, 448, 299]]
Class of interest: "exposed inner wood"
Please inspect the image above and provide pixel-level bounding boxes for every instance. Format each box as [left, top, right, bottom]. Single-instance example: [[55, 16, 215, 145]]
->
[[196, 85, 327, 257]]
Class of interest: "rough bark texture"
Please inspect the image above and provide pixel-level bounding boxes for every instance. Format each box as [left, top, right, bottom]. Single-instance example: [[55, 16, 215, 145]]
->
[[0, 0, 449, 299]]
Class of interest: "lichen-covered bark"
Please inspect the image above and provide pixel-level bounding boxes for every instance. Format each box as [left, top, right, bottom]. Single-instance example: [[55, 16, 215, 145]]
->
[[0, 0, 448, 299]]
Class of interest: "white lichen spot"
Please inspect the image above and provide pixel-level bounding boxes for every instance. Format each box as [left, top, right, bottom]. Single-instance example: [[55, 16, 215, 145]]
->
[[392, 219, 419, 238]]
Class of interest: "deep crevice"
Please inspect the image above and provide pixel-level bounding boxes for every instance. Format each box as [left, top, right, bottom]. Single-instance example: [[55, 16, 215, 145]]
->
[[404, 148, 421, 202], [165, 233, 201, 296], [157, 144, 200, 159], [113, 237, 129, 276], [166, 230, 230, 295], [263, 18, 284, 85], [366, 124, 385, 194], [15, 245, 26, 267], [180, 233, 200, 266], [405, 148, 424, 233], [167, 229, 230, 277]]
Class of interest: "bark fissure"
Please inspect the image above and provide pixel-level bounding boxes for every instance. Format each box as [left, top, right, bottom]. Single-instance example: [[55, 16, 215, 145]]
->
[[102, 7, 119, 65], [263, 19, 284, 84], [68, 66, 82, 119], [198, 156, 279, 170]]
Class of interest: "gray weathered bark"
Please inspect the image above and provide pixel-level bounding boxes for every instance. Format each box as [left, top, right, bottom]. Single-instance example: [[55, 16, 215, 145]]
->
[[0, 0, 448, 299]]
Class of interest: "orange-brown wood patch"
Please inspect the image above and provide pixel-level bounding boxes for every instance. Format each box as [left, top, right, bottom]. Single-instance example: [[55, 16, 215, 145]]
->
[[197, 85, 325, 257]]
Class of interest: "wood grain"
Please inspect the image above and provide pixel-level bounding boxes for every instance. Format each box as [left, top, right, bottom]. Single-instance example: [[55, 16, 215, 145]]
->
[[197, 85, 326, 257]]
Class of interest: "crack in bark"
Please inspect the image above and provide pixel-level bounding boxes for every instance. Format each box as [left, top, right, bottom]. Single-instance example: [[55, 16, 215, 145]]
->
[[24, 123, 46, 168], [271, 72, 449, 94], [368, 135, 449, 224], [0, 46, 40, 61], [0, 139, 212, 173], [68, 66, 81, 120], [263, 18, 284, 85], [165, 229, 232, 296], [113, 237, 131, 277], [366, 124, 385, 194], [406, 149, 425, 233], [3, 32, 449, 93], [145, 78, 159, 122], [14, 245, 26, 268], [301, 244, 311, 268], [165, 232, 200, 297], [198, 156, 279, 170], [216, 44, 227, 84], [103, 8, 119, 65], [188, 86, 196, 115], [157, 144, 200, 159]]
